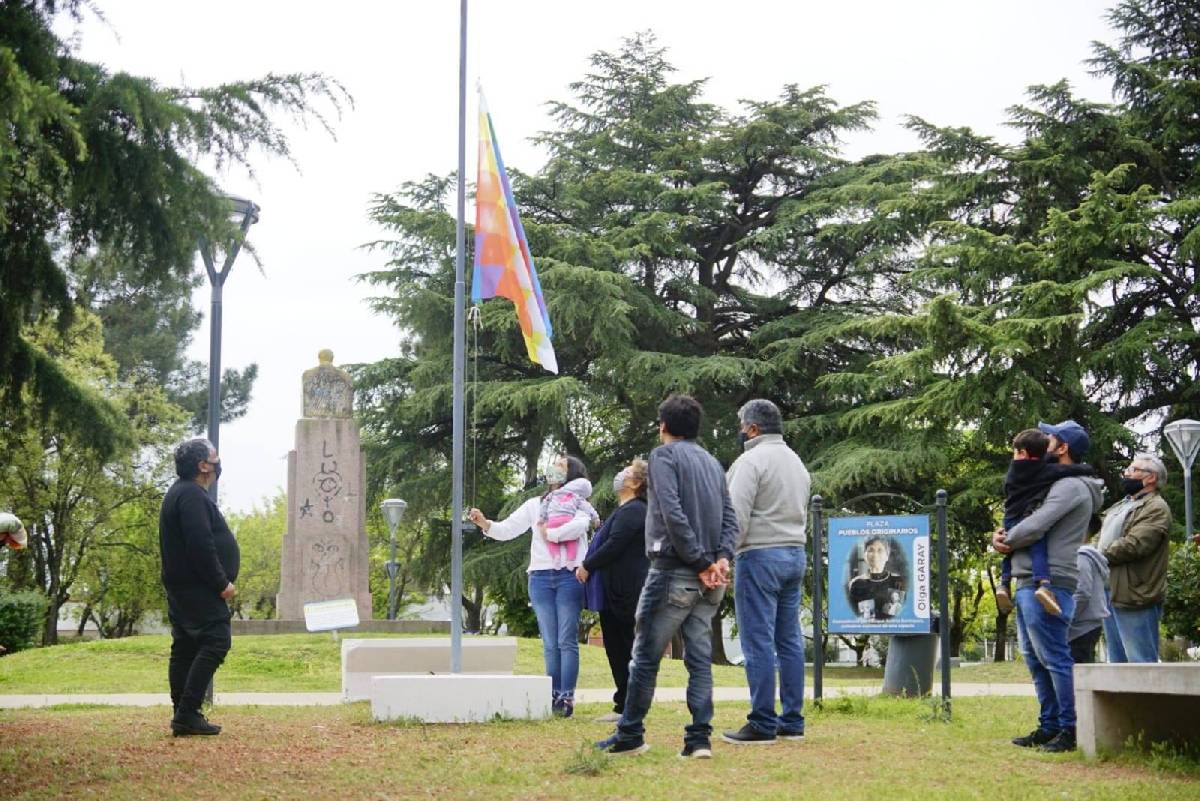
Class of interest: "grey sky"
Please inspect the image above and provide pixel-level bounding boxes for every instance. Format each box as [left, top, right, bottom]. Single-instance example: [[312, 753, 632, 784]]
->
[[69, 0, 1116, 512]]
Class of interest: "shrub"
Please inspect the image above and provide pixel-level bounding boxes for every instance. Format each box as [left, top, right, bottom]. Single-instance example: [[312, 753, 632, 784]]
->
[[1163, 544, 1200, 642], [0, 591, 48, 654]]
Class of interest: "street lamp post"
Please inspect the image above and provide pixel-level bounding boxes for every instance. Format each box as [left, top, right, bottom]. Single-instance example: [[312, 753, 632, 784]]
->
[[1163, 419, 1200, 544], [381, 499, 408, 620], [198, 196, 258, 707], [199, 195, 260, 503]]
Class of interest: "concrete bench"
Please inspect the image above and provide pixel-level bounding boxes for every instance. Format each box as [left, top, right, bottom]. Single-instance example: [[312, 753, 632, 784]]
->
[[1074, 663, 1200, 758], [341, 637, 518, 701]]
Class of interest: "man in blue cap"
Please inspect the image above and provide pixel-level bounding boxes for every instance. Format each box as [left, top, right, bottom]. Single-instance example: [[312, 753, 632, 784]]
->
[[993, 419, 1104, 753]]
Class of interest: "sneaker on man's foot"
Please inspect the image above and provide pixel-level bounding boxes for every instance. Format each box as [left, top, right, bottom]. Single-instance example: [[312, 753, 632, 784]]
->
[[553, 698, 574, 719], [679, 742, 713, 759], [595, 734, 649, 756], [1038, 729, 1076, 753], [171, 711, 221, 736], [721, 724, 776, 745], [1011, 728, 1057, 747], [777, 729, 805, 741], [1034, 585, 1062, 616], [995, 588, 1014, 615]]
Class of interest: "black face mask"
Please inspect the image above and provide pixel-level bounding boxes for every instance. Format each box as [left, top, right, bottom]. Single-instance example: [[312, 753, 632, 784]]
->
[[1120, 477, 1144, 497], [1043, 452, 1060, 464], [737, 431, 749, 449], [208, 460, 222, 481]]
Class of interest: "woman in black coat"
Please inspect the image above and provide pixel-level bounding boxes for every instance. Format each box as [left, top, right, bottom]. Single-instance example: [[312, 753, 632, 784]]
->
[[576, 458, 650, 721]]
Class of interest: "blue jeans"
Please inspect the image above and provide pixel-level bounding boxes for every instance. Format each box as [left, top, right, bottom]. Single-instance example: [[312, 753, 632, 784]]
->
[[617, 568, 725, 747], [734, 546, 806, 735], [528, 569, 584, 700], [1103, 600, 1162, 663], [1015, 584, 1077, 732]]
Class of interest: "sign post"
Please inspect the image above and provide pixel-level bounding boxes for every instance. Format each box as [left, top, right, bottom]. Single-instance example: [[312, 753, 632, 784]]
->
[[810, 495, 824, 705]]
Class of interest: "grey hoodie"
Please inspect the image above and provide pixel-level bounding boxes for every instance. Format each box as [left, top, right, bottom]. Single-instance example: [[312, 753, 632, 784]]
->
[[1069, 545, 1110, 641], [1003, 474, 1104, 592]]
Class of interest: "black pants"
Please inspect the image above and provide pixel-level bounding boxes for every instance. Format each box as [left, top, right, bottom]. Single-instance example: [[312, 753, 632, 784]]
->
[[1068, 626, 1102, 664], [599, 609, 636, 714], [169, 616, 231, 717]]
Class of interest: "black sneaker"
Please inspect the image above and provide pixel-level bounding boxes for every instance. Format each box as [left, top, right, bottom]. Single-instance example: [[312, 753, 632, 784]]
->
[[777, 729, 805, 741], [595, 734, 649, 756], [171, 711, 221, 736], [1038, 729, 1076, 753], [1011, 728, 1057, 747], [552, 698, 574, 719], [721, 724, 776, 745], [679, 742, 713, 759]]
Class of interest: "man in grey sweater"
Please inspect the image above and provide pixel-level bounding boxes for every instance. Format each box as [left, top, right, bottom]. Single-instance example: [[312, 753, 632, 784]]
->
[[721, 399, 811, 745], [993, 420, 1104, 754], [597, 393, 736, 759]]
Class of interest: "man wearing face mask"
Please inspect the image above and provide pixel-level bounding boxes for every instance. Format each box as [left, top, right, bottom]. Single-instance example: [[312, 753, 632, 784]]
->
[[1097, 453, 1172, 663], [159, 437, 239, 737], [721, 399, 811, 745], [993, 419, 1104, 754]]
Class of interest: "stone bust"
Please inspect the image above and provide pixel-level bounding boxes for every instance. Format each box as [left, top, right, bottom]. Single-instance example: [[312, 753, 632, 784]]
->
[[302, 349, 354, 418]]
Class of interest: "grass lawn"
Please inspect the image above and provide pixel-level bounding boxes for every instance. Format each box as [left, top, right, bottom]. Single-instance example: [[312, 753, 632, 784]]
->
[[0, 634, 1029, 694], [1, 696, 1194, 800]]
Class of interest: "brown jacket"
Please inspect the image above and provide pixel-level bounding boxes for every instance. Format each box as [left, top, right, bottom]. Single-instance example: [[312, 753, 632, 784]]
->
[[1103, 492, 1172, 608]]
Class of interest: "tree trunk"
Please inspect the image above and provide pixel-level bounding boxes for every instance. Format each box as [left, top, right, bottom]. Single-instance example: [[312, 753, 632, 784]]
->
[[993, 611, 1011, 662], [669, 631, 684, 660], [837, 634, 869, 665], [42, 600, 59, 645], [710, 612, 731, 666], [950, 586, 964, 657]]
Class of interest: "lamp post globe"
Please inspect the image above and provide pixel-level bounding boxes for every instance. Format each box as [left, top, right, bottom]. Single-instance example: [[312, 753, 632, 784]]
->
[[1164, 419, 1200, 543]]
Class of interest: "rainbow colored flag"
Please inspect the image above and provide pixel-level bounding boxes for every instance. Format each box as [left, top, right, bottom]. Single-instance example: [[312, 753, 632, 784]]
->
[[471, 94, 557, 374]]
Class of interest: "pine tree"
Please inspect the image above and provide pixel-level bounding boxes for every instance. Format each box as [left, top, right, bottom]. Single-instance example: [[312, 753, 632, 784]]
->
[[0, 0, 346, 454]]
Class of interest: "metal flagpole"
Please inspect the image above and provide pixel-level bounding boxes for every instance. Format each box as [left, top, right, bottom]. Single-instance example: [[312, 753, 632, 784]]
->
[[936, 489, 951, 715], [810, 495, 824, 706], [449, 0, 468, 673]]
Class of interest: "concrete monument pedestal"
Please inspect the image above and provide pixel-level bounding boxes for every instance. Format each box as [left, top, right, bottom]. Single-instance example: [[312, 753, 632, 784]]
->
[[277, 350, 372, 621]]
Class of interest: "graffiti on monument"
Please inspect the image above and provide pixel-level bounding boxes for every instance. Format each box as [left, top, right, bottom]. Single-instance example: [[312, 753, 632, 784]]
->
[[310, 439, 344, 524], [309, 533, 350, 598]]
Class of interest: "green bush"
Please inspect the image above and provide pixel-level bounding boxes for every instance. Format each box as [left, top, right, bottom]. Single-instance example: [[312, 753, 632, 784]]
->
[[1163, 544, 1200, 642], [0, 591, 48, 654]]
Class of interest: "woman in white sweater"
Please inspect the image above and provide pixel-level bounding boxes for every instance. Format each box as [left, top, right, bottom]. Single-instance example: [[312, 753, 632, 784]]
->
[[468, 455, 593, 717]]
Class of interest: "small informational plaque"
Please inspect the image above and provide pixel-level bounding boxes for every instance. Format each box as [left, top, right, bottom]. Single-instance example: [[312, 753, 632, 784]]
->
[[303, 598, 360, 632]]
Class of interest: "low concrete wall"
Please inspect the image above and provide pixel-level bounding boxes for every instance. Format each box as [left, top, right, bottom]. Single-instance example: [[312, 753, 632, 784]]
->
[[370, 674, 552, 722], [231, 619, 451, 636], [342, 637, 518, 701]]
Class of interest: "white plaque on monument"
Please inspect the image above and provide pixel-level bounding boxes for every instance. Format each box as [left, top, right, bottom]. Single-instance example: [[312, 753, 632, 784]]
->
[[304, 598, 361, 632]]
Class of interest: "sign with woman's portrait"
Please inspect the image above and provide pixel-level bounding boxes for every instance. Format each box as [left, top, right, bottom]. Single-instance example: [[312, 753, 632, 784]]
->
[[827, 515, 931, 634]]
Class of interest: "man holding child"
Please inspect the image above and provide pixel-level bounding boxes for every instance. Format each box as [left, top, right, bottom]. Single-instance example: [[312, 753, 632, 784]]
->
[[992, 420, 1103, 754]]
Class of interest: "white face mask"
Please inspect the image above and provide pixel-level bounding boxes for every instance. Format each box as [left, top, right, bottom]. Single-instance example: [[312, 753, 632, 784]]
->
[[612, 470, 628, 495], [545, 463, 568, 486]]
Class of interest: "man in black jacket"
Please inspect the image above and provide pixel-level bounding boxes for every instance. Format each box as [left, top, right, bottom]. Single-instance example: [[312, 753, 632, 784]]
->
[[159, 438, 239, 736]]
